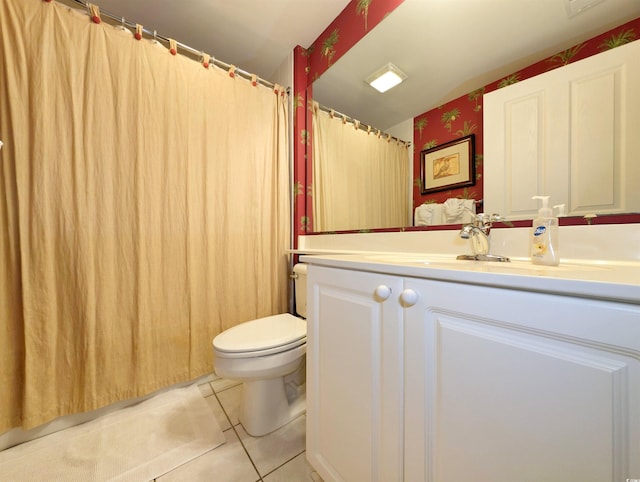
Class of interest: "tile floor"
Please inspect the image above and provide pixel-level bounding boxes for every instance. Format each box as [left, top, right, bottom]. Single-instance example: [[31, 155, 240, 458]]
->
[[155, 375, 322, 482]]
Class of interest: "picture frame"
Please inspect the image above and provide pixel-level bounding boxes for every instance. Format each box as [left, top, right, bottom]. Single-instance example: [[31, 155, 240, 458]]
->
[[420, 134, 475, 195]]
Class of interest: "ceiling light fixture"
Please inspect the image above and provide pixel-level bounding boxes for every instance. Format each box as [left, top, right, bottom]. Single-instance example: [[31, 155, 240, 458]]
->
[[366, 63, 407, 93]]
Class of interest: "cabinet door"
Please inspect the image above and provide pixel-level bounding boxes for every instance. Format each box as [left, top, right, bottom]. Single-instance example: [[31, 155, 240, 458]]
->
[[306, 265, 405, 482], [404, 278, 640, 482], [484, 39, 640, 220]]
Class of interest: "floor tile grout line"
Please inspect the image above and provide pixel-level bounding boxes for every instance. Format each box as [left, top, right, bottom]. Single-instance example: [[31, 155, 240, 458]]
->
[[152, 387, 231, 481], [232, 423, 264, 482], [213, 381, 313, 481], [213, 389, 264, 481], [260, 449, 307, 479], [210, 382, 237, 430], [211, 379, 313, 480], [152, 442, 226, 482]]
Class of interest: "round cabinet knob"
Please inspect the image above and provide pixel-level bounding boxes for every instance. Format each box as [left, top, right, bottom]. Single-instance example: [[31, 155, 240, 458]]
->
[[400, 289, 419, 307], [374, 285, 392, 301]]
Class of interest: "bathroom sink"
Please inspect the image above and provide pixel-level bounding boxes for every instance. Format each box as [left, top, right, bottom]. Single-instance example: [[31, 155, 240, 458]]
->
[[362, 253, 460, 265], [456, 253, 510, 262], [476, 259, 611, 273], [362, 253, 511, 264], [358, 253, 612, 275]]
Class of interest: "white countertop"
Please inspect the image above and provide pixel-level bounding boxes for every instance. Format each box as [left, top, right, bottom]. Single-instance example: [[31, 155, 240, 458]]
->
[[299, 252, 640, 304]]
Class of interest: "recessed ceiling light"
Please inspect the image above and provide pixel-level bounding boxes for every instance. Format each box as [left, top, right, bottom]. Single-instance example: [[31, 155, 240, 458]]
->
[[366, 63, 407, 93]]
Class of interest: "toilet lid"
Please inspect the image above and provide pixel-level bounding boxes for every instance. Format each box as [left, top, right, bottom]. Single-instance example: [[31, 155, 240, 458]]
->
[[213, 313, 306, 354]]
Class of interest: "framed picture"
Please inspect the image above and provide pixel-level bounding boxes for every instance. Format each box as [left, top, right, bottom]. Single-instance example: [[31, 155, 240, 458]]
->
[[420, 134, 475, 195]]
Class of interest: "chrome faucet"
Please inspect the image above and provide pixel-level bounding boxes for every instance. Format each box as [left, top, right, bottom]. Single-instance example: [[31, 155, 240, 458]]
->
[[457, 212, 510, 262], [459, 213, 493, 255]]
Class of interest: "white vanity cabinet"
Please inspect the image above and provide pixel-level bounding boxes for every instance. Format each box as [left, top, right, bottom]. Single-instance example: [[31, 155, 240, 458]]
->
[[306, 263, 640, 482], [404, 277, 640, 482], [306, 265, 405, 482]]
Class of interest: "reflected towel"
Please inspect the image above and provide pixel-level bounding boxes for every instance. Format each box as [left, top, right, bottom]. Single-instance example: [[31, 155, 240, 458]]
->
[[443, 198, 476, 224], [415, 203, 444, 226]]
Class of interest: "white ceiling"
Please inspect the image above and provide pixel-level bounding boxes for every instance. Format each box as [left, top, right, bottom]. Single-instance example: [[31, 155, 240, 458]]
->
[[86, 0, 351, 80], [73, 0, 639, 131], [313, 0, 640, 130]]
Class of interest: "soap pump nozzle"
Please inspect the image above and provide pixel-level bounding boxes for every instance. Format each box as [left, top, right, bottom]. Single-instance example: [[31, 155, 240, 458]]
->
[[532, 195, 552, 217], [553, 204, 566, 217]]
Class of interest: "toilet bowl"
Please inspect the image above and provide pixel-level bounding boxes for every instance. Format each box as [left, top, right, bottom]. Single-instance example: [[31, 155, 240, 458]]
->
[[212, 263, 307, 436]]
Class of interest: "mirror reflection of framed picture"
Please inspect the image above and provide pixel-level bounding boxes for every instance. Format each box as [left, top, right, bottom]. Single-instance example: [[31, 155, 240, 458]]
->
[[420, 134, 475, 195]]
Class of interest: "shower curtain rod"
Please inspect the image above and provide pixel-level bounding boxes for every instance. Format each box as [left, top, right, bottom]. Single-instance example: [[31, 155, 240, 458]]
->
[[315, 102, 411, 147], [64, 0, 282, 92]]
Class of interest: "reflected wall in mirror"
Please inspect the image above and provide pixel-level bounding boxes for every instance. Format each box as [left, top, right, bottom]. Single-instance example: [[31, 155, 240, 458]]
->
[[298, 0, 640, 236], [483, 39, 640, 220], [412, 16, 640, 225], [293, 0, 405, 237]]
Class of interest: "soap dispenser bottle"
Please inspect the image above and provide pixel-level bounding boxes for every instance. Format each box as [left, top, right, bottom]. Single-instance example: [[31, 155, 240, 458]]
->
[[530, 195, 559, 266]]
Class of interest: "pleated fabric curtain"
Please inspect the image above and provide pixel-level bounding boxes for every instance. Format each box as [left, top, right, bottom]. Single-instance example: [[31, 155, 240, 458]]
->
[[312, 105, 410, 232], [0, 0, 290, 431]]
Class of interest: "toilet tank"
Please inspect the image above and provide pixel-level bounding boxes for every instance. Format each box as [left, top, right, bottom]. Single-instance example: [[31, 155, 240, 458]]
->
[[292, 263, 308, 318]]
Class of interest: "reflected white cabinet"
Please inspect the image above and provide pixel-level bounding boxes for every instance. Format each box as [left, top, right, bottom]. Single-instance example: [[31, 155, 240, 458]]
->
[[484, 39, 640, 220], [306, 264, 640, 482]]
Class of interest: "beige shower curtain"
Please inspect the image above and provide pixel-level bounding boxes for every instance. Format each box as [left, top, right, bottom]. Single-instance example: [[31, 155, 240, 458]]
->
[[0, 0, 290, 431], [312, 105, 410, 232]]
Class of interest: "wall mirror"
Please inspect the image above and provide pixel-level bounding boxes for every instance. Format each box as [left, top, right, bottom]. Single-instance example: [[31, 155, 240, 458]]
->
[[308, 0, 640, 233]]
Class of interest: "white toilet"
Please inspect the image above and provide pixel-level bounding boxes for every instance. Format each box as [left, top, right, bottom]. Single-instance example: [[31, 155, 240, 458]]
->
[[212, 263, 308, 436]]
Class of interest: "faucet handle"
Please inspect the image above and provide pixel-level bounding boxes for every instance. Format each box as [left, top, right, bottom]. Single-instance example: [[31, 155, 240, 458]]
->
[[475, 212, 495, 226], [472, 213, 504, 234], [466, 211, 503, 228]]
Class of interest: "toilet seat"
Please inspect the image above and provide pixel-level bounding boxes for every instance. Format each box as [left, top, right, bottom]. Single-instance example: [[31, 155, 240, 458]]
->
[[213, 313, 306, 359]]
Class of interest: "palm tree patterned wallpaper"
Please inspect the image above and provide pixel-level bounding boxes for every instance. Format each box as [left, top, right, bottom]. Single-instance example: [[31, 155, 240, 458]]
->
[[293, 0, 404, 240], [293, 0, 639, 238]]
